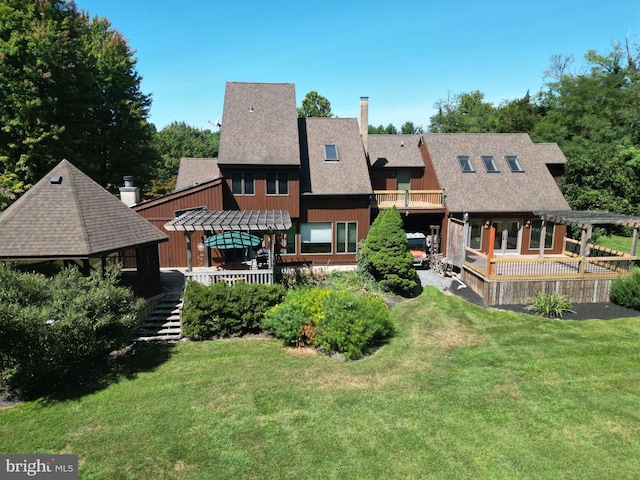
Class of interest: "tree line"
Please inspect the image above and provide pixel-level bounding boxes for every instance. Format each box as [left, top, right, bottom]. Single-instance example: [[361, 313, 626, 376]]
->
[[2, 0, 638, 219]]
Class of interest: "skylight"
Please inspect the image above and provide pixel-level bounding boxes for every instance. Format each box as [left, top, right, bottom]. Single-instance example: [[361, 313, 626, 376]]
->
[[324, 144, 339, 161], [481, 156, 499, 173], [506, 156, 524, 172], [457, 155, 474, 172]]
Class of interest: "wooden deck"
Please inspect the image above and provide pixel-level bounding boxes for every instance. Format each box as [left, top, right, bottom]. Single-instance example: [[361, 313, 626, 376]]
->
[[371, 190, 444, 209], [462, 241, 636, 306], [184, 267, 274, 286]]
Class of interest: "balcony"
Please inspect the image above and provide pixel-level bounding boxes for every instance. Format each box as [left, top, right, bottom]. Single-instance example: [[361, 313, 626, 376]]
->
[[371, 190, 444, 209]]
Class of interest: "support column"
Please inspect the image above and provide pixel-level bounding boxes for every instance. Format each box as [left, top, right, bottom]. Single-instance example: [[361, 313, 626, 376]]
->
[[487, 226, 496, 277], [185, 231, 193, 272], [631, 227, 638, 257], [539, 221, 546, 258], [203, 232, 210, 268]]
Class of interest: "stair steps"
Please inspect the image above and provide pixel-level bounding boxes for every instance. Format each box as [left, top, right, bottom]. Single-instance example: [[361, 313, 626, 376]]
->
[[137, 294, 183, 341]]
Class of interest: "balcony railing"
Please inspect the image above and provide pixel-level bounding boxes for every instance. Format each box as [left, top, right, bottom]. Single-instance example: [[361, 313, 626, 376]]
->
[[372, 190, 444, 209], [464, 244, 636, 280]]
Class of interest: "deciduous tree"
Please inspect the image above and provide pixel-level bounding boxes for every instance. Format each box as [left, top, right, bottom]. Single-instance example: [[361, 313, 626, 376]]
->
[[297, 91, 333, 118]]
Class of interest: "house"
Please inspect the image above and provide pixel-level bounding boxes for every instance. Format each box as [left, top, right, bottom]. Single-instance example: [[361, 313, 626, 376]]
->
[[133, 82, 372, 271], [131, 81, 637, 305], [0, 160, 168, 297]]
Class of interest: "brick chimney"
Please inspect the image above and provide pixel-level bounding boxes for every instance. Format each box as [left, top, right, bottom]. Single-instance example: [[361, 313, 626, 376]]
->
[[119, 176, 140, 206], [360, 96, 369, 157]]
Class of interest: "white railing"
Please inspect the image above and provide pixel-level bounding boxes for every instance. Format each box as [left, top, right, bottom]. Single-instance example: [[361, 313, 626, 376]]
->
[[372, 190, 444, 209], [184, 269, 274, 286]]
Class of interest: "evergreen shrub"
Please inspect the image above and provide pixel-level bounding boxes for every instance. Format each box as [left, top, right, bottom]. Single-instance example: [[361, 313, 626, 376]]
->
[[182, 281, 286, 340], [610, 267, 640, 310]]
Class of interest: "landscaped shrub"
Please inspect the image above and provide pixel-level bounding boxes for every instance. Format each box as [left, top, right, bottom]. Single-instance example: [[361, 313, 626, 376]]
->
[[526, 291, 575, 318], [182, 280, 286, 340], [263, 287, 395, 360], [0, 262, 48, 307], [361, 207, 418, 296], [0, 265, 143, 398], [610, 267, 640, 310]]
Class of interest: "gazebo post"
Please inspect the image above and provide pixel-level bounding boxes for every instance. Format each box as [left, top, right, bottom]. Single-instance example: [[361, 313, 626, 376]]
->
[[632, 227, 638, 257], [203, 232, 210, 268], [185, 231, 193, 272], [538, 220, 546, 258]]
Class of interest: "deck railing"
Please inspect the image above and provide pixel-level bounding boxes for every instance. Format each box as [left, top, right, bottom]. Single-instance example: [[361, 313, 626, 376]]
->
[[464, 247, 636, 280], [184, 268, 274, 286], [372, 190, 444, 209], [564, 237, 629, 258]]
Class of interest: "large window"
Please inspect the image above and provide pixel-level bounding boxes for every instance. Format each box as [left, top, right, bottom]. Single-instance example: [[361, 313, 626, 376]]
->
[[231, 172, 254, 195], [301, 222, 332, 254], [397, 169, 411, 191], [468, 218, 483, 250], [266, 172, 289, 195], [457, 155, 474, 172], [336, 222, 357, 254], [530, 219, 555, 250]]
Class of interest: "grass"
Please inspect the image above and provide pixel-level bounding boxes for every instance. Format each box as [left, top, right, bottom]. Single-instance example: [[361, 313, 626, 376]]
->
[[597, 234, 633, 253], [2, 288, 640, 479]]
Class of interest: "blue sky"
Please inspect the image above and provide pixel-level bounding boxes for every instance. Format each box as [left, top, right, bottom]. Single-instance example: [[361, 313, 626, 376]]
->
[[74, 0, 640, 131]]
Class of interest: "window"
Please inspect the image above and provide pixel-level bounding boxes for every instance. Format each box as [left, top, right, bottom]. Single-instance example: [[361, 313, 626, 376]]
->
[[468, 218, 483, 250], [281, 223, 296, 254], [336, 222, 357, 253], [530, 219, 555, 249], [266, 172, 289, 195], [506, 156, 524, 172], [397, 169, 411, 191], [301, 222, 332, 254], [324, 144, 339, 161], [457, 155, 474, 172], [231, 172, 254, 195], [481, 156, 499, 172]]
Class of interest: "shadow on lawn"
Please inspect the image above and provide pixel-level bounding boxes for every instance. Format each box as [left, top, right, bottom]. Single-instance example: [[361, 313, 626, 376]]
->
[[40, 342, 177, 404]]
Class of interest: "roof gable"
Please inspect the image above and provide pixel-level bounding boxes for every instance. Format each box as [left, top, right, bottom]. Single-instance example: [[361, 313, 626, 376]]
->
[[0, 160, 167, 258], [300, 117, 372, 195], [423, 133, 570, 213], [218, 82, 300, 166], [175, 157, 221, 191]]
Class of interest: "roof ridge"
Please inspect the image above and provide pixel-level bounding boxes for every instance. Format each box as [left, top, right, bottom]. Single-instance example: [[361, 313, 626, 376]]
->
[[67, 161, 93, 254]]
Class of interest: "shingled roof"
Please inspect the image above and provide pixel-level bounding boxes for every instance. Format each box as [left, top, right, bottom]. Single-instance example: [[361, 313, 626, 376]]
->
[[424, 133, 570, 213], [300, 117, 372, 196], [368, 134, 425, 168], [0, 160, 167, 259], [174, 157, 221, 191], [217, 82, 300, 166]]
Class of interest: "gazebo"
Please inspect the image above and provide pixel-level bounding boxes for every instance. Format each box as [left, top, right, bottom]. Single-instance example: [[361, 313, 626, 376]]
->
[[0, 160, 168, 297]]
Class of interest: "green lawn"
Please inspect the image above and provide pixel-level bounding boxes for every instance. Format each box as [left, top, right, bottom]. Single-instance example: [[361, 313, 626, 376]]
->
[[2, 288, 640, 479], [597, 234, 634, 253]]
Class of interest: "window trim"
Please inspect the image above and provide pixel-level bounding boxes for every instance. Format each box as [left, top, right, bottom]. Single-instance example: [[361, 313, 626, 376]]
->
[[457, 155, 475, 172], [336, 221, 358, 254], [266, 171, 289, 196], [231, 171, 255, 196], [324, 144, 339, 161], [468, 218, 484, 250], [301, 222, 333, 254], [481, 156, 499, 173], [505, 155, 524, 173]]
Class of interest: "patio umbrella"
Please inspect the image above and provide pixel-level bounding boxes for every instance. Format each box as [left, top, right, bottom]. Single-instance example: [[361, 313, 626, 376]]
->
[[204, 231, 262, 249]]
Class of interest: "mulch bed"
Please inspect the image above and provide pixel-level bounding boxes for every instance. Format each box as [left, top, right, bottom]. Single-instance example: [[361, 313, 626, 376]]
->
[[448, 282, 639, 321]]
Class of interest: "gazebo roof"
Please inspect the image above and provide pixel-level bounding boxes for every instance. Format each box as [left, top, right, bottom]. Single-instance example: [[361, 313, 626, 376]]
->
[[534, 210, 640, 229], [0, 160, 168, 259], [164, 209, 292, 232]]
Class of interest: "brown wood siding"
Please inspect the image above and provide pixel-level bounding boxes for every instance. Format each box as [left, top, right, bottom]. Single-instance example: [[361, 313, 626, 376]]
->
[[368, 168, 424, 190], [419, 140, 443, 190], [134, 182, 224, 268], [278, 196, 370, 266], [220, 167, 300, 217]]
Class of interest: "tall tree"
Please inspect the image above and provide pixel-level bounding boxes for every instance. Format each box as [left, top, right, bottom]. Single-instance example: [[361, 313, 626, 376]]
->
[[147, 122, 219, 198], [0, 0, 157, 210], [491, 91, 542, 133], [400, 121, 423, 134], [428, 90, 496, 133], [533, 42, 640, 215], [297, 91, 333, 118]]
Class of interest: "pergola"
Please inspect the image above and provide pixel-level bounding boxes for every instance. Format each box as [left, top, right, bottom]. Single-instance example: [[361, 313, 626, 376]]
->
[[533, 210, 640, 258], [164, 209, 292, 271]]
